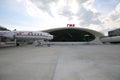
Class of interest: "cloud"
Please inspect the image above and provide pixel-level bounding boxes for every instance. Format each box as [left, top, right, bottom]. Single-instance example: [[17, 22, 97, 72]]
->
[[19, 0, 89, 29], [86, 2, 120, 35], [77, 6, 101, 26], [30, 0, 100, 26], [88, 24, 103, 31], [76, 0, 101, 27], [82, 0, 96, 12], [110, 3, 120, 21], [31, 0, 58, 17], [30, 0, 89, 18], [2, 24, 39, 31], [77, 0, 120, 35], [77, 0, 88, 4], [59, 5, 74, 20], [100, 3, 120, 30], [11, 0, 120, 35], [24, 0, 51, 19]]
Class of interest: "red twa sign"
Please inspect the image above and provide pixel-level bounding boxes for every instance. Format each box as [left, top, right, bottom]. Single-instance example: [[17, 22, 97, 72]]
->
[[67, 24, 75, 27]]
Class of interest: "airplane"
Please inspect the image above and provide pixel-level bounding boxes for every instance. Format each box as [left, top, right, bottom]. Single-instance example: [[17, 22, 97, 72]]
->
[[0, 30, 53, 46]]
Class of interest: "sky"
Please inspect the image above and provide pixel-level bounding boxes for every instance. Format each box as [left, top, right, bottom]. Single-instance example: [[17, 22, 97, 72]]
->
[[0, 0, 120, 35]]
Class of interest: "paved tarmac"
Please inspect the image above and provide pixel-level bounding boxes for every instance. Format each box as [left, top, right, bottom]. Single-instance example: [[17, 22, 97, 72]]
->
[[0, 44, 120, 80]]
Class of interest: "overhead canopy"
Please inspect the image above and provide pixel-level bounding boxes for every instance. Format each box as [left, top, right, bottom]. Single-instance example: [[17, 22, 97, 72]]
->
[[44, 27, 104, 42]]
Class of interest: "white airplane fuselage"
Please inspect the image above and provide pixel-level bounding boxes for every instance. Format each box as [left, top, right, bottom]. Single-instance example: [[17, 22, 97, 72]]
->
[[0, 31, 53, 40]]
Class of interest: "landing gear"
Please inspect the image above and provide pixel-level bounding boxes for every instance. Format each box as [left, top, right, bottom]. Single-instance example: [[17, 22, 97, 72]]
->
[[33, 40, 51, 47], [47, 43, 50, 47], [34, 40, 43, 47], [14, 38, 20, 46], [16, 43, 20, 46], [46, 40, 51, 47]]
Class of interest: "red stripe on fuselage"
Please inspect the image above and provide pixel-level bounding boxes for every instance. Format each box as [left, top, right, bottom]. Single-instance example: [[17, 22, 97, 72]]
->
[[16, 34, 49, 38]]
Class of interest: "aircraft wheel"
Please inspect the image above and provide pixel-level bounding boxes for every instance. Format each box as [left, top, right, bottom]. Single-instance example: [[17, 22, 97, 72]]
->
[[16, 43, 20, 46]]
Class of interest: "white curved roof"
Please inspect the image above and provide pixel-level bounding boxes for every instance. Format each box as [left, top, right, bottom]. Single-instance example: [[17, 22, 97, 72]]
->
[[44, 27, 104, 37]]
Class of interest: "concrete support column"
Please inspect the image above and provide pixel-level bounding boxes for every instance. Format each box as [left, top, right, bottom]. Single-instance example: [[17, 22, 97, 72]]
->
[[0, 37, 1, 46], [0, 37, 1, 42]]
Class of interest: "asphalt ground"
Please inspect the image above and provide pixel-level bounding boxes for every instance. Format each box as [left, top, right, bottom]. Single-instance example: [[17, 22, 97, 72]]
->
[[0, 44, 120, 80]]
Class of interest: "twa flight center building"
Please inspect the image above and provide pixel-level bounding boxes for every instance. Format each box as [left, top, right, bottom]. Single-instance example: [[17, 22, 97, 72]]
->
[[44, 27, 104, 44]]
